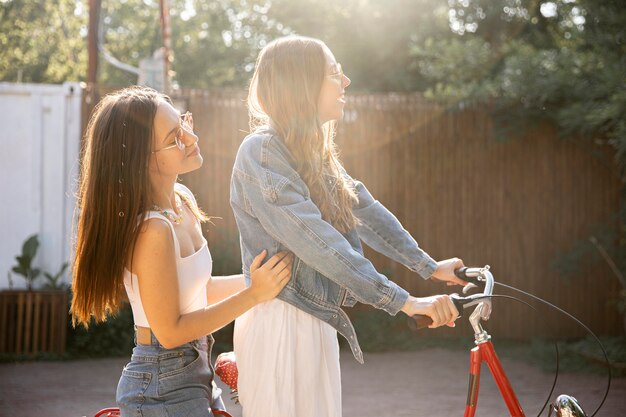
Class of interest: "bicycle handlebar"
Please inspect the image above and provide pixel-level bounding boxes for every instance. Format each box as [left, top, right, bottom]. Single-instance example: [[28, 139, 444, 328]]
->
[[454, 266, 482, 284], [408, 266, 494, 331]]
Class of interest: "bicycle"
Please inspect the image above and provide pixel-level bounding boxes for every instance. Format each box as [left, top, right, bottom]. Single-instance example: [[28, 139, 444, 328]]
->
[[407, 265, 610, 417]]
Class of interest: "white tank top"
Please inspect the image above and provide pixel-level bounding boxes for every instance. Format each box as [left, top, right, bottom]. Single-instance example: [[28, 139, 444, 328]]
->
[[123, 189, 212, 328]]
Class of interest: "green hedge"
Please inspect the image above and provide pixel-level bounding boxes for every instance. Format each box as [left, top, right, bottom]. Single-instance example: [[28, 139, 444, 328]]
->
[[65, 304, 236, 359]]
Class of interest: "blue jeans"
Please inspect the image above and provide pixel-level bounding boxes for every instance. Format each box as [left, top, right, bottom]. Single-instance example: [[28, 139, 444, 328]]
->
[[116, 332, 225, 417]]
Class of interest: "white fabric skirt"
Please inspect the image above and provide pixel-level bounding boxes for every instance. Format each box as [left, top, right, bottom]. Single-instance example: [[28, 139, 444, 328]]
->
[[233, 298, 342, 417]]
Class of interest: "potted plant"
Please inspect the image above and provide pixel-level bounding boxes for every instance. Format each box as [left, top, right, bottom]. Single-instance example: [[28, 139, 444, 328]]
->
[[0, 234, 69, 356]]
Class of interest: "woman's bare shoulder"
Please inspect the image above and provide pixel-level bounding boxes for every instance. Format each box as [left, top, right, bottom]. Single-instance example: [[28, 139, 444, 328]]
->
[[131, 217, 175, 272]]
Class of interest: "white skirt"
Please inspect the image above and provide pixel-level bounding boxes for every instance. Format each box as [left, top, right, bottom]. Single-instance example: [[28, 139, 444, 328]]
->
[[233, 298, 342, 417]]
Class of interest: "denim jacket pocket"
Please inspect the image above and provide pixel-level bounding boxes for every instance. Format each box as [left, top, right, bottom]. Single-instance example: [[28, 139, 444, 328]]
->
[[289, 257, 336, 304], [262, 169, 307, 205], [342, 288, 357, 307], [287, 257, 346, 308]]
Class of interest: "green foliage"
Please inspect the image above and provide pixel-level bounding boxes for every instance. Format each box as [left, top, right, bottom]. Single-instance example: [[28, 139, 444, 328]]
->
[[8, 234, 70, 291], [552, 219, 626, 328], [212, 322, 235, 355], [64, 304, 237, 359], [411, 0, 626, 177], [169, 0, 289, 89], [411, 0, 626, 302], [268, 0, 447, 91], [10, 234, 41, 290], [0, 0, 87, 83], [345, 307, 469, 352], [41, 262, 70, 291], [66, 304, 136, 358], [1, 0, 452, 91], [90, 0, 289, 88], [93, 0, 451, 90], [552, 222, 620, 278], [411, 36, 496, 103], [96, 0, 163, 86], [208, 230, 243, 276], [524, 336, 626, 376], [65, 310, 234, 358]]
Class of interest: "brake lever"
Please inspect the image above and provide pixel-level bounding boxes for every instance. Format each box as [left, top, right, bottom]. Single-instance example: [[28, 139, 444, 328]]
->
[[462, 282, 478, 294]]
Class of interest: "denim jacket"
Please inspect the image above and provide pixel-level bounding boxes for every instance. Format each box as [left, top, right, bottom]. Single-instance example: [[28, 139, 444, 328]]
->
[[230, 127, 437, 363]]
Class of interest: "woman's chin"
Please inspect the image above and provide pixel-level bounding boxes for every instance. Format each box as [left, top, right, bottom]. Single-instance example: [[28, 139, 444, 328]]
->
[[181, 156, 204, 174]]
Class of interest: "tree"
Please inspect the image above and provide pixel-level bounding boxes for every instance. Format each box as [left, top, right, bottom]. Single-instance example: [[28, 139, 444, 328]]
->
[[1, 0, 458, 91], [0, 0, 288, 88], [410, 0, 625, 177], [410, 0, 626, 319], [267, 0, 447, 92], [0, 0, 88, 83], [169, 0, 289, 88], [99, 0, 449, 91], [92, 0, 289, 88]]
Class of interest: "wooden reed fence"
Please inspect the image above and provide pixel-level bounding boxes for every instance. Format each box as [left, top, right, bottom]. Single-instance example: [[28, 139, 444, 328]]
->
[[0, 290, 68, 355], [84, 88, 622, 339]]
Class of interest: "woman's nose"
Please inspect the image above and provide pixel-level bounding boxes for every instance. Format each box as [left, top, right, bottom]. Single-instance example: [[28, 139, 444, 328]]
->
[[343, 74, 351, 88], [184, 129, 198, 146]]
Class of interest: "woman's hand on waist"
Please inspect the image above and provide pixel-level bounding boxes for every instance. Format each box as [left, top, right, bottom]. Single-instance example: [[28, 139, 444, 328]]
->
[[246, 250, 293, 303]]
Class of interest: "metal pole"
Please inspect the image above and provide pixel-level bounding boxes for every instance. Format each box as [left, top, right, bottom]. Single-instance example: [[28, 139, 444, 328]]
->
[[159, 0, 172, 94], [87, 0, 101, 104]]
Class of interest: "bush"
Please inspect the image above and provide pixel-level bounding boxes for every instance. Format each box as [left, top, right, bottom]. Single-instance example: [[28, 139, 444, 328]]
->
[[65, 305, 236, 359], [345, 306, 468, 352], [66, 305, 135, 358]]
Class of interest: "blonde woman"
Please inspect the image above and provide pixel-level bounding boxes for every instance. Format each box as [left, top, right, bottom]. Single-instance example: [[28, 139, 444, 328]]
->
[[230, 36, 468, 417], [70, 86, 292, 417]]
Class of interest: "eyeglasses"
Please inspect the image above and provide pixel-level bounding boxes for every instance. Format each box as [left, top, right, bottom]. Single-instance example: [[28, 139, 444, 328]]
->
[[326, 63, 344, 80], [152, 111, 194, 153]]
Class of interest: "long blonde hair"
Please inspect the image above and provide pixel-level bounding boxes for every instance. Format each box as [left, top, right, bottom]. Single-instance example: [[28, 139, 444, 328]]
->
[[248, 36, 358, 233], [71, 86, 207, 327]]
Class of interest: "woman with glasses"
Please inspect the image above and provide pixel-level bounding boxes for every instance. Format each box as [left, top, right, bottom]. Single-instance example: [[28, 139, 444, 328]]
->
[[230, 36, 469, 417], [70, 86, 293, 417]]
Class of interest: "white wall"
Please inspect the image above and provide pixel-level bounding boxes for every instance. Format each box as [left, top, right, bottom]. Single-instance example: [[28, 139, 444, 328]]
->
[[0, 82, 82, 290]]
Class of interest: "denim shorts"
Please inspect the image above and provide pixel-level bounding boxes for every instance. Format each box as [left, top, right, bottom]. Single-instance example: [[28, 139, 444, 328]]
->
[[116, 331, 225, 417]]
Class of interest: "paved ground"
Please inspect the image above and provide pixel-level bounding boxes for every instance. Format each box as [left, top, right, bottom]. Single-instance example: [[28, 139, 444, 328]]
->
[[0, 348, 624, 417]]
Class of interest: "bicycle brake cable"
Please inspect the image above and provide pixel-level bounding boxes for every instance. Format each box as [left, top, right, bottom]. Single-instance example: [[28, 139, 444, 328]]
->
[[490, 282, 611, 417]]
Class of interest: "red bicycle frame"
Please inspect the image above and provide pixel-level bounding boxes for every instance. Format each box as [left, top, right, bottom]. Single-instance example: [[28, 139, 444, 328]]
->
[[464, 339, 524, 417]]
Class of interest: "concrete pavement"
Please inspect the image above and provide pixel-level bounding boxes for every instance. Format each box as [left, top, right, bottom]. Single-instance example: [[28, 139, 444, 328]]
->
[[1, 348, 624, 417]]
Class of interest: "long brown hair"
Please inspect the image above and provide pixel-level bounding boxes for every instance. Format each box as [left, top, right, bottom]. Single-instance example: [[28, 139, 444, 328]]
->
[[71, 86, 205, 327], [248, 36, 358, 233]]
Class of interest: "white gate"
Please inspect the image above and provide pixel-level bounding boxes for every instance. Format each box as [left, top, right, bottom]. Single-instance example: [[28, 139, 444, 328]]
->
[[0, 82, 82, 290]]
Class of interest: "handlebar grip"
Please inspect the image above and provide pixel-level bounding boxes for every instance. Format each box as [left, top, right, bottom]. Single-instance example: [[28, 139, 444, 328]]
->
[[407, 295, 465, 331], [454, 267, 481, 285], [407, 314, 433, 331], [455, 267, 469, 279]]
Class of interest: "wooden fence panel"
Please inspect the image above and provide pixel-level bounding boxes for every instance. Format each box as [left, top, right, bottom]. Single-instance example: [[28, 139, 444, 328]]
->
[[337, 94, 621, 339], [0, 291, 68, 355], [177, 89, 250, 276]]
